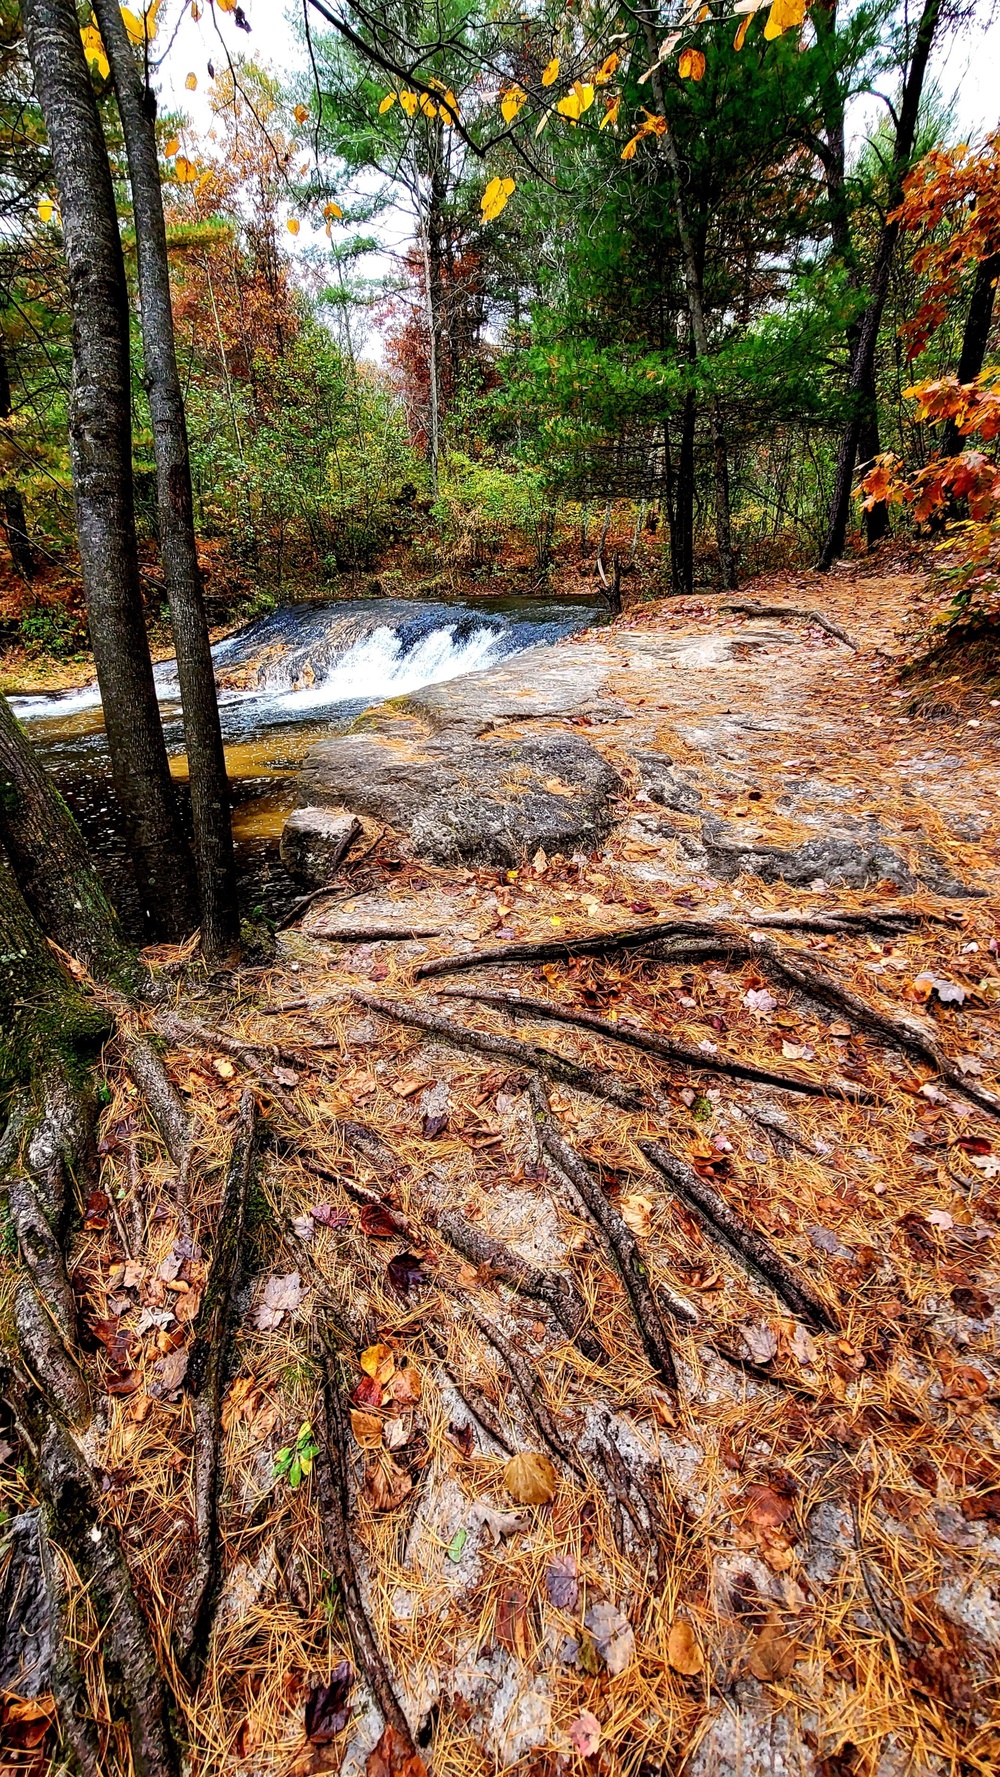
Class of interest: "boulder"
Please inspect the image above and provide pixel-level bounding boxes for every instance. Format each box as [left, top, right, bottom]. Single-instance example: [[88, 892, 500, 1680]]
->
[[279, 807, 361, 884], [301, 727, 620, 866]]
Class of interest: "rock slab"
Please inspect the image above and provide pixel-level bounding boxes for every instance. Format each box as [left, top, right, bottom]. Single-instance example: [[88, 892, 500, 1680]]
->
[[279, 807, 361, 883]]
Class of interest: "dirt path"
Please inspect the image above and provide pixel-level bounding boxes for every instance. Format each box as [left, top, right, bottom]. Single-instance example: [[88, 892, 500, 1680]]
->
[[6, 563, 1000, 1777]]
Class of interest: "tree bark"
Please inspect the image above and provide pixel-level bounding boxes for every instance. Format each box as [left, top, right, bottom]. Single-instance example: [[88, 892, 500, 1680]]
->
[[817, 0, 943, 569], [0, 839, 108, 1090], [674, 391, 696, 594], [20, 0, 196, 938], [0, 692, 135, 984], [942, 249, 1000, 454], [0, 325, 35, 580], [91, 0, 240, 960], [641, 15, 736, 589]]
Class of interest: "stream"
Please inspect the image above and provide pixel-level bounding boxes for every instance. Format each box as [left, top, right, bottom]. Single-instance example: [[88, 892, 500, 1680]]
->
[[12, 593, 603, 924]]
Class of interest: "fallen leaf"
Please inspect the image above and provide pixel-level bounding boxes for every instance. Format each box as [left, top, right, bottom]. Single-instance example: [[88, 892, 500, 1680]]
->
[[361, 1343, 396, 1385], [352, 1374, 383, 1409], [350, 1410, 384, 1448], [469, 1502, 526, 1545], [213, 1057, 235, 1079], [913, 972, 966, 1005], [503, 1450, 559, 1504], [781, 1041, 814, 1061], [951, 1284, 994, 1319], [829, 1020, 852, 1037], [383, 1414, 410, 1450], [789, 1323, 818, 1366], [620, 1194, 652, 1237], [955, 1054, 984, 1076], [272, 1065, 299, 1087], [153, 1346, 188, 1396], [667, 1615, 705, 1675], [954, 1135, 992, 1156], [305, 1662, 354, 1742], [926, 1208, 954, 1229], [746, 1613, 800, 1681], [743, 1481, 797, 1529], [386, 1252, 427, 1296], [365, 1456, 413, 1512], [388, 1363, 422, 1405], [446, 1527, 468, 1562], [360, 1204, 403, 1237], [497, 1584, 531, 1656], [254, 1271, 303, 1330], [311, 1202, 350, 1230], [972, 1154, 1000, 1179], [584, 1600, 635, 1675], [741, 1322, 778, 1365], [545, 1552, 579, 1610], [365, 1722, 427, 1777], [743, 988, 777, 1016], [568, 1709, 601, 1756]]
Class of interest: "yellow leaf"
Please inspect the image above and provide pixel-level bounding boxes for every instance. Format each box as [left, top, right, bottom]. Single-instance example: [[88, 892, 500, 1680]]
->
[[286, 217, 300, 235], [541, 55, 560, 86], [174, 154, 199, 182], [504, 1450, 558, 1503], [594, 51, 619, 84], [120, 6, 144, 44], [734, 13, 753, 48], [500, 83, 526, 123], [764, 0, 806, 37], [678, 47, 706, 79], [81, 24, 110, 78], [667, 1617, 705, 1675], [216, 0, 236, 11], [163, 135, 179, 156], [439, 88, 459, 123], [621, 132, 642, 160], [293, 102, 309, 124], [185, 71, 197, 90], [379, 92, 397, 113], [600, 95, 620, 128], [481, 175, 515, 220], [360, 1343, 396, 1385], [399, 89, 418, 116], [419, 93, 438, 117], [143, 0, 160, 39], [190, 0, 200, 17], [324, 199, 343, 219], [556, 80, 595, 121], [37, 197, 55, 223]]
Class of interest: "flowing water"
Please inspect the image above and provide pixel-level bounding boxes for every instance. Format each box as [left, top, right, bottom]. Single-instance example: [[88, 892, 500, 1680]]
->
[[12, 593, 602, 922]]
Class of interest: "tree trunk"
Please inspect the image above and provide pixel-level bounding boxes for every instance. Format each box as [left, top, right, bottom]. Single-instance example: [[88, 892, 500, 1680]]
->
[[21, 0, 196, 938], [817, 0, 943, 569], [0, 692, 134, 985], [0, 324, 35, 580], [942, 249, 1000, 454], [641, 16, 736, 589], [92, 0, 240, 961], [0, 840, 108, 1090], [674, 393, 696, 595]]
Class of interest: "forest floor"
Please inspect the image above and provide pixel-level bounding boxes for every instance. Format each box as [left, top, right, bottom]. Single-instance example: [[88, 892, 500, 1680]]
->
[[5, 556, 1000, 1777]]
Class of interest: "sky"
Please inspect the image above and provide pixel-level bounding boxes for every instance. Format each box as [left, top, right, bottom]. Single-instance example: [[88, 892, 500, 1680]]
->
[[152, 0, 1000, 357]]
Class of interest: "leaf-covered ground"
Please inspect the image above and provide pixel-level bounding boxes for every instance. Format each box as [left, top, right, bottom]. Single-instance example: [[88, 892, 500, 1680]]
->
[[4, 559, 1000, 1777]]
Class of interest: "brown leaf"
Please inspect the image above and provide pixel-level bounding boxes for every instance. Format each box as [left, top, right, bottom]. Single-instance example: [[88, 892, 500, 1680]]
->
[[951, 1285, 994, 1319], [365, 1455, 412, 1511], [365, 1723, 427, 1777], [746, 1613, 800, 1681], [503, 1450, 558, 1504], [387, 1362, 422, 1405], [350, 1410, 383, 1449], [743, 1480, 797, 1529], [584, 1600, 635, 1675], [386, 1252, 427, 1296], [352, 1374, 384, 1409], [360, 1204, 404, 1238], [254, 1271, 303, 1330], [667, 1616, 705, 1675]]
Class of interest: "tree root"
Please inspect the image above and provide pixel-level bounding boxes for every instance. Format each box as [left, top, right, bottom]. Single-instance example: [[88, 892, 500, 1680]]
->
[[442, 984, 874, 1103], [415, 906, 925, 979], [639, 1139, 839, 1332], [755, 941, 1000, 1120], [445, 1288, 588, 1483], [351, 988, 648, 1110], [527, 1076, 678, 1391], [121, 1030, 192, 1166], [174, 1094, 259, 1682], [315, 1343, 415, 1745], [720, 597, 859, 649], [422, 1323, 515, 1455], [436, 1208, 606, 1365]]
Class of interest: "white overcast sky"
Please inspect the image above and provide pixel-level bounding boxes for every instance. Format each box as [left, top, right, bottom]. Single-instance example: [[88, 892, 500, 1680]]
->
[[153, 0, 1000, 355]]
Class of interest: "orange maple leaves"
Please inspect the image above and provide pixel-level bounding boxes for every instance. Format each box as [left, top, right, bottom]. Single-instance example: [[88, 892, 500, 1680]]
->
[[894, 132, 1000, 359]]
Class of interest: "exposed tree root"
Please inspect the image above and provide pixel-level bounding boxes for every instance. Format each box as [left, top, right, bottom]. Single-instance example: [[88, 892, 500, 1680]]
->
[[351, 989, 648, 1110], [121, 1030, 193, 1166], [415, 906, 926, 979], [442, 984, 874, 1102], [422, 1323, 515, 1455], [720, 597, 859, 649], [527, 1076, 678, 1391], [446, 1290, 588, 1483], [437, 1208, 606, 1365], [175, 1094, 260, 1682], [306, 922, 445, 943], [640, 1139, 840, 1332], [315, 1343, 416, 1746]]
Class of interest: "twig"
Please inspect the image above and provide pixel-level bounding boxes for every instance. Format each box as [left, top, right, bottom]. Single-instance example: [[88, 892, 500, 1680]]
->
[[175, 1095, 259, 1682], [443, 985, 874, 1102], [415, 907, 925, 979], [351, 989, 649, 1111], [640, 1139, 839, 1332], [437, 1209, 606, 1365], [303, 923, 445, 943], [527, 1077, 678, 1391], [720, 597, 859, 649]]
